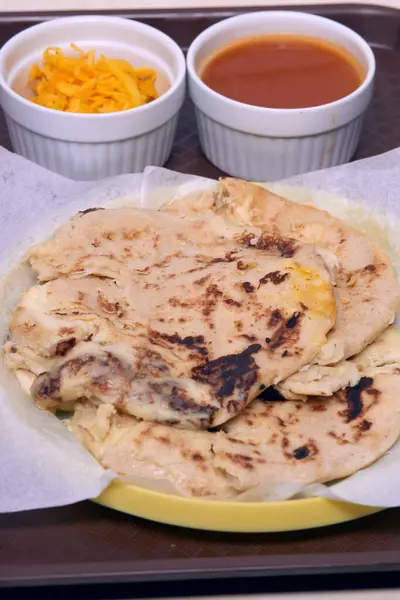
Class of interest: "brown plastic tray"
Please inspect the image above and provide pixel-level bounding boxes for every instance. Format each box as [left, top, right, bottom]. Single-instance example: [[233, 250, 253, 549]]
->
[[1, 3, 400, 590]]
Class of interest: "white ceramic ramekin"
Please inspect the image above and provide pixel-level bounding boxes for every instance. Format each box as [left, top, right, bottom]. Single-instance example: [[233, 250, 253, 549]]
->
[[0, 16, 186, 180], [187, 11, 375, 181]]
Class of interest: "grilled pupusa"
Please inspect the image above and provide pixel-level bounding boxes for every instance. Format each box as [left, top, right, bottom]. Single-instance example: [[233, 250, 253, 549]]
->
[[4, 206, 335, 429]]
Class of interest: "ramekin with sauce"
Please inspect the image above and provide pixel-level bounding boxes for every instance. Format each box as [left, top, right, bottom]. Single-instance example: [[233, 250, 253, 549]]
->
[[187, 11, 375, 181], [0, 16, 186, 180]]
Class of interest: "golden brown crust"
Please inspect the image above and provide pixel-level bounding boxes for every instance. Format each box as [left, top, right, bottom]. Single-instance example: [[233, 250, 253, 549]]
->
[[5, 207, 335, 429], [167, 178, 400, 365], [68, 367, 400, 498]]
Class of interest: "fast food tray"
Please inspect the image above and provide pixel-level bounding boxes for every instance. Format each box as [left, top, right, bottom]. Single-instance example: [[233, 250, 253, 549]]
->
[[1, 2, 400, 589]]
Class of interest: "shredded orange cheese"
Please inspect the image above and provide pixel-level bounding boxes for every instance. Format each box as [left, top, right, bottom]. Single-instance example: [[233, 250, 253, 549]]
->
[[28, 44, 159, 113]]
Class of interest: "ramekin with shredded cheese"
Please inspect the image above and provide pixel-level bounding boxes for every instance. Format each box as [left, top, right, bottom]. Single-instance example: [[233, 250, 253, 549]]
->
[[0, 16, 186, 180]]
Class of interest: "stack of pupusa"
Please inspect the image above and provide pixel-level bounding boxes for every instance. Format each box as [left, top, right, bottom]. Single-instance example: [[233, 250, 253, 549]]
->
[[4, 179, 400, 499]]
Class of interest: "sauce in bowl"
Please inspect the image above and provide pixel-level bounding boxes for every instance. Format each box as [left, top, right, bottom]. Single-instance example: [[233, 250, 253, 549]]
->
[[200, 34, 365, 109]]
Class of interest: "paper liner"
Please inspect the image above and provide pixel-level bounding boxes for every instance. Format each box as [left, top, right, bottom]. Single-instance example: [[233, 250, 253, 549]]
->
[[0, 147, 399, 512]]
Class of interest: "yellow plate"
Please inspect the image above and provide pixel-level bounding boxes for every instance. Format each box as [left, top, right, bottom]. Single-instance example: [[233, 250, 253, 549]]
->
[[96, 479, 381, 532]]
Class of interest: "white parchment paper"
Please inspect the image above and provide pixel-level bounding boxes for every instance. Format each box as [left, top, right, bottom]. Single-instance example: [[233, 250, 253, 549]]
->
[[0, 146, 399, 513]]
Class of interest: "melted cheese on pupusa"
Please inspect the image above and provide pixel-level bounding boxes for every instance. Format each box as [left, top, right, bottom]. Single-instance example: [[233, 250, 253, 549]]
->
[[287, 262, 337, 319]]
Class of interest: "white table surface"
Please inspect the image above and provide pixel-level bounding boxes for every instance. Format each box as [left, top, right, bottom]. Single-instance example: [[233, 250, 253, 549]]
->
[[1, 0, 399, 12], [2, 0, 399, 598]]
